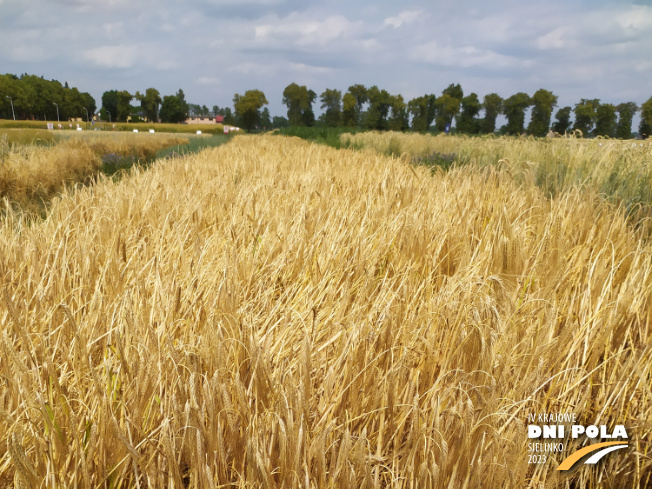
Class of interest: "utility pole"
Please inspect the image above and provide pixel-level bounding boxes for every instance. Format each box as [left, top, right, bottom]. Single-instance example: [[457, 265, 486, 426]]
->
[[54, 102, 59, 122], [6, 96, 15, 120]]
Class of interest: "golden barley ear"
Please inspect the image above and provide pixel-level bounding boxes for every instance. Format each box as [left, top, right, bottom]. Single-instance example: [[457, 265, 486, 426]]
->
[[8, 433, 39, 488]]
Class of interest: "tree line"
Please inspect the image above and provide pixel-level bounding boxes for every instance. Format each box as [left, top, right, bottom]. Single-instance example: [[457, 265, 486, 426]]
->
[[3, 73, 652, 138], [213, 83, 652, 138], [0, 74, 96, 121], [271, 83, 652, 139]]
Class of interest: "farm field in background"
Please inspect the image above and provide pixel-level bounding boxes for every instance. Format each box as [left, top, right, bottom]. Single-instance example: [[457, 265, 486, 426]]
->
[[1, 130, 188, 215], [0, 134, 650, 487], [340, 131, 652, 212], [0, 119, 234, 135]]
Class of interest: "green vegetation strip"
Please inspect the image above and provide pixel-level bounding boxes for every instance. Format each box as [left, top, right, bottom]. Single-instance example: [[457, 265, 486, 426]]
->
[[155, 133, 234, 159]]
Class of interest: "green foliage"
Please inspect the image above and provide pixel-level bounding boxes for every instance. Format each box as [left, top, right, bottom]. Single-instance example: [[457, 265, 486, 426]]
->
[[116, 90, 133, 122], [528, 89, 557, 137], [320, 88, 342, 128], [388, 95, 409, 131], [408, 94, 436, 132], [594, 103, 617, 138], [573, 99, 599, 137], [616, 102, 637, 139], [503, 92, 532, 135], [135, 88, 162, 123], [282, 83, 315, 126], [341, 93, 358, 127], [159, 92, 188, 124], [363, 86, 392, 130], [155, 133, 233, 159], [552, 106, 572, 134], [639, 97, 652, 139], [347, 84, 368, 125], [434, 85, 463, 132], [275, 126, 362, 148], [101, 90, 118, 122], [442, 83, 463, 101], [233, 89, 268, 131], [272, 116, 289, 128], [260, 107, 272, 129], [456, 93, 482, 134], [480, 93, 502, 134], [0, 73, 96, 121], [434, 94, 461, 132], [303, 90, 317, 127]]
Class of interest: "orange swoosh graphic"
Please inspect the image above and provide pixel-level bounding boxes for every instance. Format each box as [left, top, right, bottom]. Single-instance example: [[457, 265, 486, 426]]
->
[[557, 441, 628, 471]]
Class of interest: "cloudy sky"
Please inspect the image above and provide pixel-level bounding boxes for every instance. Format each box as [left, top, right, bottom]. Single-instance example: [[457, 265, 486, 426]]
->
[[1, 0, 651, 118]]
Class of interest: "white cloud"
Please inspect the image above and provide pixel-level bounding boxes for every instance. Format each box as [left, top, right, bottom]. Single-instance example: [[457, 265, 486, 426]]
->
[[383, 10, 423, 29], [197, 76, 221, 85], [287, 62, 333, 75], [535, 27, 572, 50], [255, 14, 360, 47], [612, 5, 652, 32], [83, 44, 139, 68], [413, 41, 522, 69], [102, 22, 125, 37], [227, 62, 275, 75]]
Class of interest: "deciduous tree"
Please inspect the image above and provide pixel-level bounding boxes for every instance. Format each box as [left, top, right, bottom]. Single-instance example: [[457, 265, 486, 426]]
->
[[341, 93, 358, 127], [116, 90, 133, 122], [528, 89, 557, 137], [573, 99, 599, 137], [282, 83, 315, 126], [480, 93, 503, 134], [503, 92, 532, 135], [388, 95, 409, 131], [101, 90, 118, 122], [640, 97, 652, 139], [594, 103, 617, 138], [434, 84, 463, 132], [551, 106, 572, 134], [136, 88, 162, 122], [234, 89, 268, 131], [407, 94, 436, 132], [456, 93, 482, 134], [615, 102, 637, 139], [320, 88, 342, 127], [347, 84, 368, 125], [159, 90, 188, 123], [363, 86, 392, 130]]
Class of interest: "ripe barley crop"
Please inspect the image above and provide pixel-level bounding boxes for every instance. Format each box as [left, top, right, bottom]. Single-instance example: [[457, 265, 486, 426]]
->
[[0, 131, 187, 215], [0, 135, 650, 488], [342, 131, 652, 212]]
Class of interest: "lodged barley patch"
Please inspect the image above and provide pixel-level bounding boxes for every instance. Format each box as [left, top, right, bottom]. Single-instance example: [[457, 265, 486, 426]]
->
[[0, 135, 650, 488]]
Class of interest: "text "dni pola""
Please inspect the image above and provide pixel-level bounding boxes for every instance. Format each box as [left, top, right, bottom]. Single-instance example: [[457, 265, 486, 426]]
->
[[528, 425, 628, 439]]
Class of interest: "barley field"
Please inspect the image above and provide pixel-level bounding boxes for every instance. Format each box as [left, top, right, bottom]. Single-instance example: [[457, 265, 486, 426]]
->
[[1, 131, 188, 215], [0, 120, 230, 136], [0, 134, 650, 488], [342, 132, 652, 211]]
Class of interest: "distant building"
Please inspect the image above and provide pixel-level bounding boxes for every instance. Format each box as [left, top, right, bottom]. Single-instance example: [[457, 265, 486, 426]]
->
[[185, 115, 224, 124]]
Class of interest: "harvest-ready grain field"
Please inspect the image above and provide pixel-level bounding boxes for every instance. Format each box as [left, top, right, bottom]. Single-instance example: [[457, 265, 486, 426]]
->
[[1, 130, 188, 215], [0, 134, 650, 488]]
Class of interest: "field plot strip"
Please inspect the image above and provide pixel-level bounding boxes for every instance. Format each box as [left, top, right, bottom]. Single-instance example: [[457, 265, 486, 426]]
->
[[0, 135, 649, 488]]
